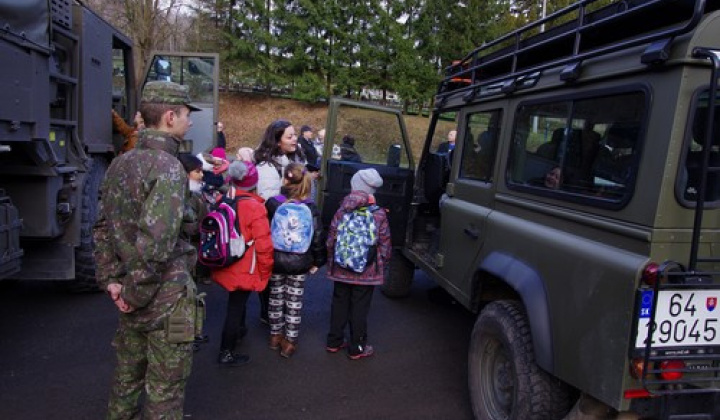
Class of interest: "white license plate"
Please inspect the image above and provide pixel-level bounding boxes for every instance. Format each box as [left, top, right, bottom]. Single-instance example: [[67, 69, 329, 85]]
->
[[635, 289, 720, 349]]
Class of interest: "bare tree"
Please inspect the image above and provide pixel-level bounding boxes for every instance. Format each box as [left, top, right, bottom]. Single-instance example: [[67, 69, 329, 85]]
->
[[84, 0, 193, 82]]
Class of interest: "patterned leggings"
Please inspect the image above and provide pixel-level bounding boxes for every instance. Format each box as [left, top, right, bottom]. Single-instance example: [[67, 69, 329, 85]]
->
[[268, 273, 307, 343]]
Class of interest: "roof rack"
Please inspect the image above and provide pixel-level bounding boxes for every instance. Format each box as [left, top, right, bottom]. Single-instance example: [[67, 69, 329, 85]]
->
[[438, 0, 715, 103]]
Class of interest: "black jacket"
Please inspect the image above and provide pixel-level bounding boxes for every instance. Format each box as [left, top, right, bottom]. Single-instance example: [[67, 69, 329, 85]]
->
[[266, 195, 327, 274], [298, 136, 319, 167]]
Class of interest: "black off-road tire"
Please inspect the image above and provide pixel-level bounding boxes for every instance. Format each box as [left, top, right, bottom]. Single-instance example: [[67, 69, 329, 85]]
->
[[381, 253, 415, 298], [469, 300, 573, 420], [69, 156, 108, 293]]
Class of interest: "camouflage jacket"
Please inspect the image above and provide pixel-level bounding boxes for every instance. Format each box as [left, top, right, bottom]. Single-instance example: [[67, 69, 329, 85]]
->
[[93, 129, 195, 329]]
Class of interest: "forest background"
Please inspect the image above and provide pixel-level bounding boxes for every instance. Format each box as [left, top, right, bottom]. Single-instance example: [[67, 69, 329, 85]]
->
[[84, 0, 603, 151]]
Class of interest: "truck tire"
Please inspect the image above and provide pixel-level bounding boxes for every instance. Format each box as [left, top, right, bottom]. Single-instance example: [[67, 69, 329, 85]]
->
[[469, 300, 573, 420], [381, 253, 414, 298], [70, 156, 108, 293]]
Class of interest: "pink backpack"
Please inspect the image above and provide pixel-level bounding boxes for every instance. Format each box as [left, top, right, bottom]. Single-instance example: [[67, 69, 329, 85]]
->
[[198, 196, 253, 268]]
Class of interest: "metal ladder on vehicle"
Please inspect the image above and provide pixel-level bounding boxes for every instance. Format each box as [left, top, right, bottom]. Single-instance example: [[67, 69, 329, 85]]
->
[[637, 46, 720, 403], [437, 0, 710, 103]]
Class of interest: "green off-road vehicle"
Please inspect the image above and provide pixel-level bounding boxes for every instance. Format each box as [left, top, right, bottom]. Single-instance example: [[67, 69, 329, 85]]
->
[[319, 0, 720, 418]]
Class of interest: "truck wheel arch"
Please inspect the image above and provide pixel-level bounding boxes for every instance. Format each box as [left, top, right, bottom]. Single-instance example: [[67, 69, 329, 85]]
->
[[476, 251, 554, 372]]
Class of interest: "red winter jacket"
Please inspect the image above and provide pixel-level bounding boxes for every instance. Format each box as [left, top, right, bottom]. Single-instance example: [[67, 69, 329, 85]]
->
[[211, 188, 274, 291]]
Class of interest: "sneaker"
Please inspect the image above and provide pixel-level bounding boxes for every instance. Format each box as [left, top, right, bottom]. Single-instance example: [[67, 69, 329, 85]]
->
[[217, 350, 250, 366], [348, 345, 374, 360], [325, 342, 348, 353]]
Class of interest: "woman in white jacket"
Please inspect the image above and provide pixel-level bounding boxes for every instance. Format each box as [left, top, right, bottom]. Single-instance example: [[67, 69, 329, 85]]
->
[[254, 120, 307, 200], [253, 119, 307, 323]]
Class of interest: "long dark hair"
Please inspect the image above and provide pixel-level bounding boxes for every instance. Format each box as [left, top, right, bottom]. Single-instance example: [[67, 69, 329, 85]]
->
[[254, 119, 306, 165]]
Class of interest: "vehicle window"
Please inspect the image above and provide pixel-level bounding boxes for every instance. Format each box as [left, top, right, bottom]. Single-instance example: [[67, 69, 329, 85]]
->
[[111, 47, 129, 114], [428, 112, 459, 154], [329, 104, 411, 169], [679, 90, 720, 205], [459, 110, 502, 182], [145, 55, 215, 104], [508, 92, 645, 205]]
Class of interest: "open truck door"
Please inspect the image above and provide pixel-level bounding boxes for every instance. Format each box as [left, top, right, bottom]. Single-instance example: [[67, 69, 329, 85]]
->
[[140, 52, 220, 154], [318, 98, 416, 294]]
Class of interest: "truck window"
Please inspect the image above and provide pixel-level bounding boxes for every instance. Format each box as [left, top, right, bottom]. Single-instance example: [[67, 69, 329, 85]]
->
[[145, 55, 216, 105], [112, 46, 131, 117], [679, 89, 720, 205], [459, 110, 502, 182], [508, 91, 645, 205]]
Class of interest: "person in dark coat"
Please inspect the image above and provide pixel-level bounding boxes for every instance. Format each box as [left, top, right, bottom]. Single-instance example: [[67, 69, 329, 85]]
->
[[298, 125, 319, 167], [339, 135, 362, 163], [216, 121, 227, 149]]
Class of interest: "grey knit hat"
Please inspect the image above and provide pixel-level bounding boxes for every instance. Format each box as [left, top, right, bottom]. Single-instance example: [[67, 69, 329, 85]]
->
[[350, 168, 383, 194]]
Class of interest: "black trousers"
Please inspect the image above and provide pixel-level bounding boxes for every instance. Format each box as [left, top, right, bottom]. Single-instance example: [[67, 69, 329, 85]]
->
[[220, 290, 251, 352], [327, 282, 374, 354]]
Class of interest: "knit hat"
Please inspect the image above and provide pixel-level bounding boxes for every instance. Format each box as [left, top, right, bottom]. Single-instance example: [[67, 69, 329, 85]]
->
[[227, 160, 258, 190], [196, 152, 214, 172], [351, 168, 383, 195], [211, 147, 227, 160], [236, 147, 255, 162]]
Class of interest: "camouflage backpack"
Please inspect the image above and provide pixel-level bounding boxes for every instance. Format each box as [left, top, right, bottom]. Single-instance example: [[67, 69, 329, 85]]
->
[[333, 205, 380, 273]]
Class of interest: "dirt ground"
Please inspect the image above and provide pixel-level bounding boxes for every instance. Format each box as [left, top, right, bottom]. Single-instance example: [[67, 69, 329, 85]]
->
[[218, 92, 434, 162], [218, 92, 329, 152]]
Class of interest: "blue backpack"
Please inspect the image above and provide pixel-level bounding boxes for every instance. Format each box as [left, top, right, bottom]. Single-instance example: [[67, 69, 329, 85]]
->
[[270, 197, 314, 254], [333, 205, 380, 273]]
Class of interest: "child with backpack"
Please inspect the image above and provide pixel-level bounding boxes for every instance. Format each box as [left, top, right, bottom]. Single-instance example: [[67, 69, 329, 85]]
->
[[209, 160, 274, 366], [325, 168, 391, 360], [265, 162, 327, 358], [178, 153, 211, 349]]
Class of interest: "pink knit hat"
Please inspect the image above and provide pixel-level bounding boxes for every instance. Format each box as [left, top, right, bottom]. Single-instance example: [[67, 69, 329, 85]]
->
[[228, 160, 258, 190], [211, 147, 227, 160]]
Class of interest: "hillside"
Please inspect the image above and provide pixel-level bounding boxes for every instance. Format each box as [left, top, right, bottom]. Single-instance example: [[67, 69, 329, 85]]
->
[[219, 92, 433, 163]]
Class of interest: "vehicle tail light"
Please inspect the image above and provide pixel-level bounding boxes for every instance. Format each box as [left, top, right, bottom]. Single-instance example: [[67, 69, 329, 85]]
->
[[641, 262, 659, 286], [658, 360, 685, 381], [623, 389, 651, 399]]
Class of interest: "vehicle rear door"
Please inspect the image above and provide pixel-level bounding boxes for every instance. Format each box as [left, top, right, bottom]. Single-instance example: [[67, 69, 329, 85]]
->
[[318, 98, 415, 247]]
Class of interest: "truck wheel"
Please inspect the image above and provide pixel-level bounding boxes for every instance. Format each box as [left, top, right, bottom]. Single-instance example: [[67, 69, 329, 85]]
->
[[70, 156, 108, 293], [381, 253, 414, 298], [469, 300, 573, 420]]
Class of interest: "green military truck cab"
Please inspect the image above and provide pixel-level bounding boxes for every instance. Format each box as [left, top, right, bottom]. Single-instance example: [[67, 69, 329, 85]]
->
[[0, 0, 219, 289], [320, 0, 720, 418]]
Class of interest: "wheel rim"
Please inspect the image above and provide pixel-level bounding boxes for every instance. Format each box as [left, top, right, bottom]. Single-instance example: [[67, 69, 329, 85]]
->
[[480, 336, 514, 419]]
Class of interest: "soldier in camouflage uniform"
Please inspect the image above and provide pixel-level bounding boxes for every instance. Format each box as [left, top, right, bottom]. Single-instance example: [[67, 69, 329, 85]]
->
[[93, 81, 202, 420]]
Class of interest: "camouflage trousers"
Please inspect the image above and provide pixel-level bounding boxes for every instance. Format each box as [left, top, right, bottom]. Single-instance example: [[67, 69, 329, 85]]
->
[[107, 322, 193, 420]]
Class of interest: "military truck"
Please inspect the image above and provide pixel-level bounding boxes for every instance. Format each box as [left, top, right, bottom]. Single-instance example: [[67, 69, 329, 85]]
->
[[319, 0, 720, 418], [0, 0, 219, 289]]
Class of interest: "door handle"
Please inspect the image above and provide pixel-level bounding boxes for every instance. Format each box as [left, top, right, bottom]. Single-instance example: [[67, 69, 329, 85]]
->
[[463, 225, 480, 239]]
